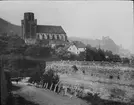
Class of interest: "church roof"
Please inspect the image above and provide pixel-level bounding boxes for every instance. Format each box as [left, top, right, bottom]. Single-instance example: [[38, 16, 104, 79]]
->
[[36, 25, 66, 34]]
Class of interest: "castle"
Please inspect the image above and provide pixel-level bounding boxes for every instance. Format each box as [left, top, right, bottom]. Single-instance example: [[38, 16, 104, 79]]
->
[[21, 12, 68, 45]]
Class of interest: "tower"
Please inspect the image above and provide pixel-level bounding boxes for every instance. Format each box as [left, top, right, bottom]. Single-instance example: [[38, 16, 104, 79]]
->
[[21, 12, 37, 44]]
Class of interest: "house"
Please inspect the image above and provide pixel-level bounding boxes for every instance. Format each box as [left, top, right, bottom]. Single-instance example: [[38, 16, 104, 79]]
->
[[65, 41, 86, 55]]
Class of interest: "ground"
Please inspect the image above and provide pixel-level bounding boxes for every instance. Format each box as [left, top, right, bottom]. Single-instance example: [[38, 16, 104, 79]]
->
[[59, 73, 134, 103], [12, 81, 89, 105]]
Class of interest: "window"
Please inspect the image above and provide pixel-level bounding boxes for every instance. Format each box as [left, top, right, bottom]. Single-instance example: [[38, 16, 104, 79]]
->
[[49, 34, 52, 39], [37, 34, 39, 39], [47, 34, 49, 39], [59, 35, 61, 40], [44, 34, 47, 39], [57, 35, 59, 39], [52, 35, 55, 40], [42, 34, 45, 39]]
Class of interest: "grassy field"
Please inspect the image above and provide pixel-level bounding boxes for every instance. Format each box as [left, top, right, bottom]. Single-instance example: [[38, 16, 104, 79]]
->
[[59, 73, 134, 103], [46, 61, 134, 104]]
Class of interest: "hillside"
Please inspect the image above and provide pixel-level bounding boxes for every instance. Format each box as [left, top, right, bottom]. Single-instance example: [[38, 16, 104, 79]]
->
[[0, 18, 21, 36], [0, 17, 132, 57], [68, 36, 131, 57]]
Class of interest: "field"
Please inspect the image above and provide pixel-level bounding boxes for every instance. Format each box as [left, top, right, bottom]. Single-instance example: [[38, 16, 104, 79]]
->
[[46, 61, 134, 103]]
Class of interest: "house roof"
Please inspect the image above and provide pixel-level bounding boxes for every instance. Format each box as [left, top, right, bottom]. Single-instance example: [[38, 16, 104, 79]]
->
[[63, 43, 73, 50], [36, 25, 66, 34], [62, 41, 86, 52], [63, 41, 86, 51], [72, 41, 86, 48]]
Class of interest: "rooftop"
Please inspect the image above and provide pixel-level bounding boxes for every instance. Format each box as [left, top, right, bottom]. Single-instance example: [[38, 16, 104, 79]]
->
[[36, 25, 66, 34], [72, 41, 86, 48]]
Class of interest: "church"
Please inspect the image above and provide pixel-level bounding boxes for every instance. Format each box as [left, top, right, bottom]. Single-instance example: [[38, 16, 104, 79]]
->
[[21, 12, 68, 45]]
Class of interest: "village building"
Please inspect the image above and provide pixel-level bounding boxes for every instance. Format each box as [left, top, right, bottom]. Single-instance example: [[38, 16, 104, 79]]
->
[[64, 41, 86, 55], [21, 12, 68, 45]]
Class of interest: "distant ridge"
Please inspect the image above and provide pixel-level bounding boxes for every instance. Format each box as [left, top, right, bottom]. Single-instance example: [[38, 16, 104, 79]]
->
[[0, 18, 21, 36], [68, 36, 132, 57]]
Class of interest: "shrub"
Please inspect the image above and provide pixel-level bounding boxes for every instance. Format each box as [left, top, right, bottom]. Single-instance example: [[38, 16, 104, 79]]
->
[[42, 69, 59, 89], [109, 75, 113, 79], [110, 88, 126, 98], [28, 68, 60, 90], [72, 65, 78, 72]]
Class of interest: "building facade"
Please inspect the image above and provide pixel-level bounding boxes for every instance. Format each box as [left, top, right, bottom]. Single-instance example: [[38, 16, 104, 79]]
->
[[21, 12, 68, 45], [67, 44, 86, 55], [63, 41, 86, 55]]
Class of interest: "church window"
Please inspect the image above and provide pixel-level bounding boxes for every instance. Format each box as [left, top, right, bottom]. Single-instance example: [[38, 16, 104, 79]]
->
[[47, 34, 50, 39], [44, 34, 47, 39], [59, 35, 61, 40], [39, 34, 42, 39], [52, 35, 55, 40], [54, 34, 57, 39], [49, 34, 52, 39], [42, 34, 45, 39], [57, 35, 59, 40], [37, 34, 40, 39], [62, 34, 65, 41]]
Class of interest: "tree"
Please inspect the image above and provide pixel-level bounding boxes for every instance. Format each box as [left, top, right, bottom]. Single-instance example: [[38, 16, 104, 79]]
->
[[25, 45, 52, 58], [28, 68, 59, 90], [78, 51, 86, 61], [42, 69, 59, 89], [97, 49, 105, 61], [0, 35, 8, 54], [7, 35, 25, 52], [130, 56, 134, 65], [122, 57, 130, 64], [112, 54, 121, 62], [85, 44, 121, 62]]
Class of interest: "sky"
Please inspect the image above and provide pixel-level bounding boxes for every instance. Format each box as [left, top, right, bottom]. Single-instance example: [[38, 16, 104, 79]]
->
[[0, 1, 133, 53]]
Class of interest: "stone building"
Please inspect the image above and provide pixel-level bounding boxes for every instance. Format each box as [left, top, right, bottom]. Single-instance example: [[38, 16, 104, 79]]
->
[[21, 12, 68, 45]]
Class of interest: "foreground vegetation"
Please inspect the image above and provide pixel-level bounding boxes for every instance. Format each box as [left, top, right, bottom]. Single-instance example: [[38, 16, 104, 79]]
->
[[0, 33, 134, 105]]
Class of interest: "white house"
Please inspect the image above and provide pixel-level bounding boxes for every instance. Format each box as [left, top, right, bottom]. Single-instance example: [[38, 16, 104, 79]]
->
[[66, 41, 86, 55]]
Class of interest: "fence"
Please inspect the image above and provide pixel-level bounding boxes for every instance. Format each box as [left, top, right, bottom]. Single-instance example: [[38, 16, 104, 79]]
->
[[28, 81, 86, 98]]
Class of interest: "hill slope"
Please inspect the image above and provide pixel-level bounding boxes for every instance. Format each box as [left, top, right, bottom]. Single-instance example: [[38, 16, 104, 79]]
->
[[68, 36, 131, 57], [0, 18, 21, 36]]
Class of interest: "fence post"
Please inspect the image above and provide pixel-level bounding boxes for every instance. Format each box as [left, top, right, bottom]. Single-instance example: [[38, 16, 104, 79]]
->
[[50, 83, 53, 91], [41, 82, 43, 88], [44, 83, 46, 88], [74, 86, 77, 96], [45, 83, 47, 88], [54, 84, 58, 92], [46, 83, 48, 89], [45, 83, 47, 89], [74, 89, 77, 96], [58, 84, 61, 93], [64, 87, 67, 96]]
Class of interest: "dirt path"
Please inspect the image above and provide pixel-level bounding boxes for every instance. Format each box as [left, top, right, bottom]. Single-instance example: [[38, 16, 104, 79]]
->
[[12, 82, 89, 105]]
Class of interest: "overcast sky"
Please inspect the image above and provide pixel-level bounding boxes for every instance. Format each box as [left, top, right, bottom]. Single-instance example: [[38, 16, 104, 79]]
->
[[0, 1, 133, 53]]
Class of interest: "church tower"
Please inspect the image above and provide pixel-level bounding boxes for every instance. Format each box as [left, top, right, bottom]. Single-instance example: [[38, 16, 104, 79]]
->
[[21, 12, 37, 44]]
